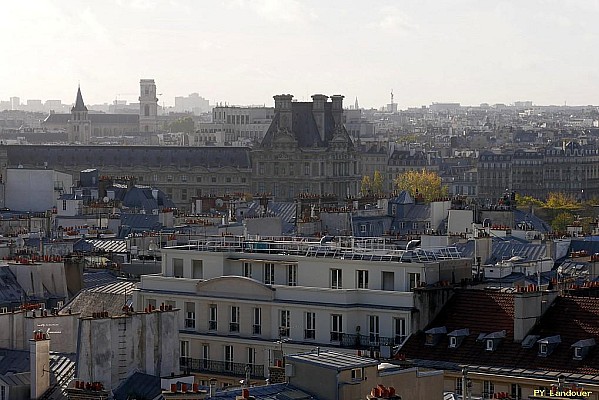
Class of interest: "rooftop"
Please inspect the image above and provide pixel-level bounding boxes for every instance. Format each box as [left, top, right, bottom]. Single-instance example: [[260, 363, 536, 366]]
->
[[286, 350, 379, 371]]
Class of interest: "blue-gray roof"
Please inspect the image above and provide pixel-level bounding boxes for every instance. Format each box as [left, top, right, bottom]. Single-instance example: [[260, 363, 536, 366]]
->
[[456, 237, 549, 264], [5, 145, 252, 169], [113, 372, 161, 400]]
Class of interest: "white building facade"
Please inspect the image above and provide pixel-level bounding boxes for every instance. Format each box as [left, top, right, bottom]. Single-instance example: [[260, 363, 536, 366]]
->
[[134, 236, 469, 386]]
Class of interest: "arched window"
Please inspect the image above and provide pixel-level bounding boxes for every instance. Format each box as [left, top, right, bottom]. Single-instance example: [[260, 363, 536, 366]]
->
[[144, 104, 150, 116]]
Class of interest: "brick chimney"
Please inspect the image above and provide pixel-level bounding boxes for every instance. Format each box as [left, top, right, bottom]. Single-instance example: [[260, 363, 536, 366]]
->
[[30, 330, 50, 399], [273, 94, 293, 132], [311, 94, 328, 142], [330, 95, 344, 127]]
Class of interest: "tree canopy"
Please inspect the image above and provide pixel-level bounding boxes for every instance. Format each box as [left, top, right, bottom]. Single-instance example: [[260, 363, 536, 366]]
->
[[394, 169, 448, 202]]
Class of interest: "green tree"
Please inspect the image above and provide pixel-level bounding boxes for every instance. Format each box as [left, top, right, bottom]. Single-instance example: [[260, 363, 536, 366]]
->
[[551, 212, 575, 233], [515, 193, 544, 208], [168, 116, 195, 133], [372, 170, 384, 196], [394, 169, 448, 202]]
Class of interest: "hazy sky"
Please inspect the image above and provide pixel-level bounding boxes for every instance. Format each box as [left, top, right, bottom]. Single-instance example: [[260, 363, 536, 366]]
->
[[2, 0, 599, 109]]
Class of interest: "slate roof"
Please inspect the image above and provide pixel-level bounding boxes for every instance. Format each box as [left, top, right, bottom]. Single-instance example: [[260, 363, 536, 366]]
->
[[74, 239, 128, 254], [401, 290, 599, 378], [211, 383, 315, 400], [0, 266, 25, 308], [245, 201, 297, 234], [5, 145, 252, 169], [72, 87, 87, 112], [260, 102, 353, 149], [43, 113, 139, 125], [61, 280, 134, 317], [455, 237, 548, 265], [113, 371, 161, 400]]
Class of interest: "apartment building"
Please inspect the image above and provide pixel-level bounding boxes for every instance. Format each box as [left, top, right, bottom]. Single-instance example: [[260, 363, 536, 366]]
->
[[133, 235, 471, 386]]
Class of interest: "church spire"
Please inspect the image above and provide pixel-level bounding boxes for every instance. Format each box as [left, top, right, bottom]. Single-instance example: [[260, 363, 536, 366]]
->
[[72, 86, 88, 112], [355, 97, 359, 110]]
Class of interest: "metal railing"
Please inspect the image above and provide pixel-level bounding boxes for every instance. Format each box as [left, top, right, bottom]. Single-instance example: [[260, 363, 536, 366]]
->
[[180, 357, 265, 378], [331, 332, 397, 348]]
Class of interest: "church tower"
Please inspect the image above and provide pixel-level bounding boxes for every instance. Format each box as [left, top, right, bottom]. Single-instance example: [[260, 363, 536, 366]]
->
[[139, 79, 158, 133], [68, 86, 91, 144]]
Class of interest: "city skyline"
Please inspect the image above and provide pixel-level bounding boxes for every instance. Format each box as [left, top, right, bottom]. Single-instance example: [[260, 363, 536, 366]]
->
[[2, 1, 599, 108]]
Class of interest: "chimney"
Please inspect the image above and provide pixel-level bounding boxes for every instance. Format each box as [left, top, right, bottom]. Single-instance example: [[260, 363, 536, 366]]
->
[[513, 290, 558, 342], [311, 94, 328, 142], [273, 94, 293, 132], [152, 189, 159, 200], [330, 95, 344, 127], [30, 331, 51, 399]]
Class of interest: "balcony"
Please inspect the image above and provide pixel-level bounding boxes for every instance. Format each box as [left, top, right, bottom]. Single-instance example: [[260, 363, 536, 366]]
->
[[184, 319, 195, 329], [252, 324, 261, 335], [229, 323, 240, 333], [208, 321, 217, 331], [180, 357, 265, 378], [304, 329, 315, 340], [330, 333, 397, 348]]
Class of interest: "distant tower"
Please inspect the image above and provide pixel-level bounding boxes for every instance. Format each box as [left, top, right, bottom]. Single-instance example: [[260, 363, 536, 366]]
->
[[67, 86, 91, 144], [387, 89, 398, 113], [139, 79, 158, 133], [354, 97, 359, 110]]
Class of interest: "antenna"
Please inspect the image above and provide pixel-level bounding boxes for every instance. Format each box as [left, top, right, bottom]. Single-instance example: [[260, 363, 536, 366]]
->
[[391, 89, 394, 106]]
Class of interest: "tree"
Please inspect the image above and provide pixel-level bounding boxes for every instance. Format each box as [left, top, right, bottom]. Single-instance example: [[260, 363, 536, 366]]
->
[[168, 117, 195, 133], [394, 169, 448, 202], [545, 192, 579, 210], [360, 176, 372, 197], [551, 212, 575, 233], [372, 170, 384, 196], [515, 193, 543, 208]]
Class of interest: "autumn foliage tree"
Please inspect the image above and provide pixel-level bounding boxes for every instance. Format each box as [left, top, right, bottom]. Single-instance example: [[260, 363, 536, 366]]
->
[[394, 169, 448, 202]]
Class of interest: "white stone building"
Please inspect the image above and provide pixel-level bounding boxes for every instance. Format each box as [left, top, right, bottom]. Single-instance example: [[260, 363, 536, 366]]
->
[[133, 236, 469, 386]]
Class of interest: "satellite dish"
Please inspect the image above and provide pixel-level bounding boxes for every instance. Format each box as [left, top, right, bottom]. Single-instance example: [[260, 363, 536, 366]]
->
[[215, 198, 224, 207], [103, 196, 109, 203]]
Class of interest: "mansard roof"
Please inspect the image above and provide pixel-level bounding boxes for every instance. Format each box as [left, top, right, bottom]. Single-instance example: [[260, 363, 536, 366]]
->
[[260, 101, 353, 149], [4, 145, 252, 169], [43, 113, 139, 125]]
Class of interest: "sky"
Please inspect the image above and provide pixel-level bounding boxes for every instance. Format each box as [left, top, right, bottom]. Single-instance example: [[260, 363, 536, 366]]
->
[[2, 0, 599, 109]]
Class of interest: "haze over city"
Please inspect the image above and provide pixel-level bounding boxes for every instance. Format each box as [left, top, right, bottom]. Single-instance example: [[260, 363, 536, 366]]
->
[[3, 0, 599, 108]]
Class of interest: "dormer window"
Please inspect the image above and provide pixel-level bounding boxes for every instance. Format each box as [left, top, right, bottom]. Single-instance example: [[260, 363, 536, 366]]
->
[[425, 326, 447, 347], [537, 335, 561, 357], [483, 330, 506, 352], [571, 338, 596, 360], [448, 328, 469, 349]]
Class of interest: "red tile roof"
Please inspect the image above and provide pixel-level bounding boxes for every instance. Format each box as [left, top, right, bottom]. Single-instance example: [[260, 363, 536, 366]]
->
[[401, 290, 599, 376]]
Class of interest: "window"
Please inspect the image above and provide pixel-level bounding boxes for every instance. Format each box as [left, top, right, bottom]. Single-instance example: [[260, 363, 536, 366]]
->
[[264, 263, 275, 284], [408, 272, 421, 291], [167, 175, 173, 182], [305, 312, 316, 339], [243, 262, 252, 278], [1, 385, 5, 400], [369, 315, 380, 343], [449, 336, 457, 348], [224, 345, 233, 371], [211, 177, 216, 183], [247, 347, 255, 365], [287, 264, 297, 286], [483, 381, 494, 399], [455, 378, 463, 395], [412, 222, 418, 230], [357, 270, 369, 289], [192, 260, 203, 279], [394, 317, 406, 345], [511, 384, 522, 400], [253, 307, 262, 335], [351, 368, 364, 381], [62, 200, 67, 211], [181, 175, 187, 182], [181, 189, 187, 201], [360, 224, 366, 233], [382, 271, 394, 291], [539, 343, 547, 355], [230, 306, 240, 332], [331, 268, 342, 289], [331, 314, 343, 342], [209, 305, 217, 331], [279, 310, 290, 337], [180, 340, 190, 360], [196, 176, 202, 183], [173, 258, 184, 278], [201, 344, 209, 367], [304, 162, 310, 176], [574, 347, 582, 359], [185, 302, 195, 329]]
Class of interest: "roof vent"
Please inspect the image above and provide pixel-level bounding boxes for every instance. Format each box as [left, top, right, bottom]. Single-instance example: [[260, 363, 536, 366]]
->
[[484, 330, 506, 352], [537, 335, 561, 357], [571, 338, 596, 360], [448, 328, 469, 349], [424, 326, 446, 347]]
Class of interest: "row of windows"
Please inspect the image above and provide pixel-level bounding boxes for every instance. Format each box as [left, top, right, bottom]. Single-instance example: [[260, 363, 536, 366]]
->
[[455, 379, 523, 400], [181, 303, 408, 344]]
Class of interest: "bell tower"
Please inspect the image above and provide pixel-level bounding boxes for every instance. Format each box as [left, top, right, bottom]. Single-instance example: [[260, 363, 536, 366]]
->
[[68, 86, 91, 144], [139, 79, 158, 133]]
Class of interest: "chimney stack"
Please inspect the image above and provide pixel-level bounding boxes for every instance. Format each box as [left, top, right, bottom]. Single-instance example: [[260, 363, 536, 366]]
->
[[513, 290, 558, 342], [273, 94, 293, 132], [330, 95, 344, 127], [30, 330, 50, 399], [311, 94, 328, 142]]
